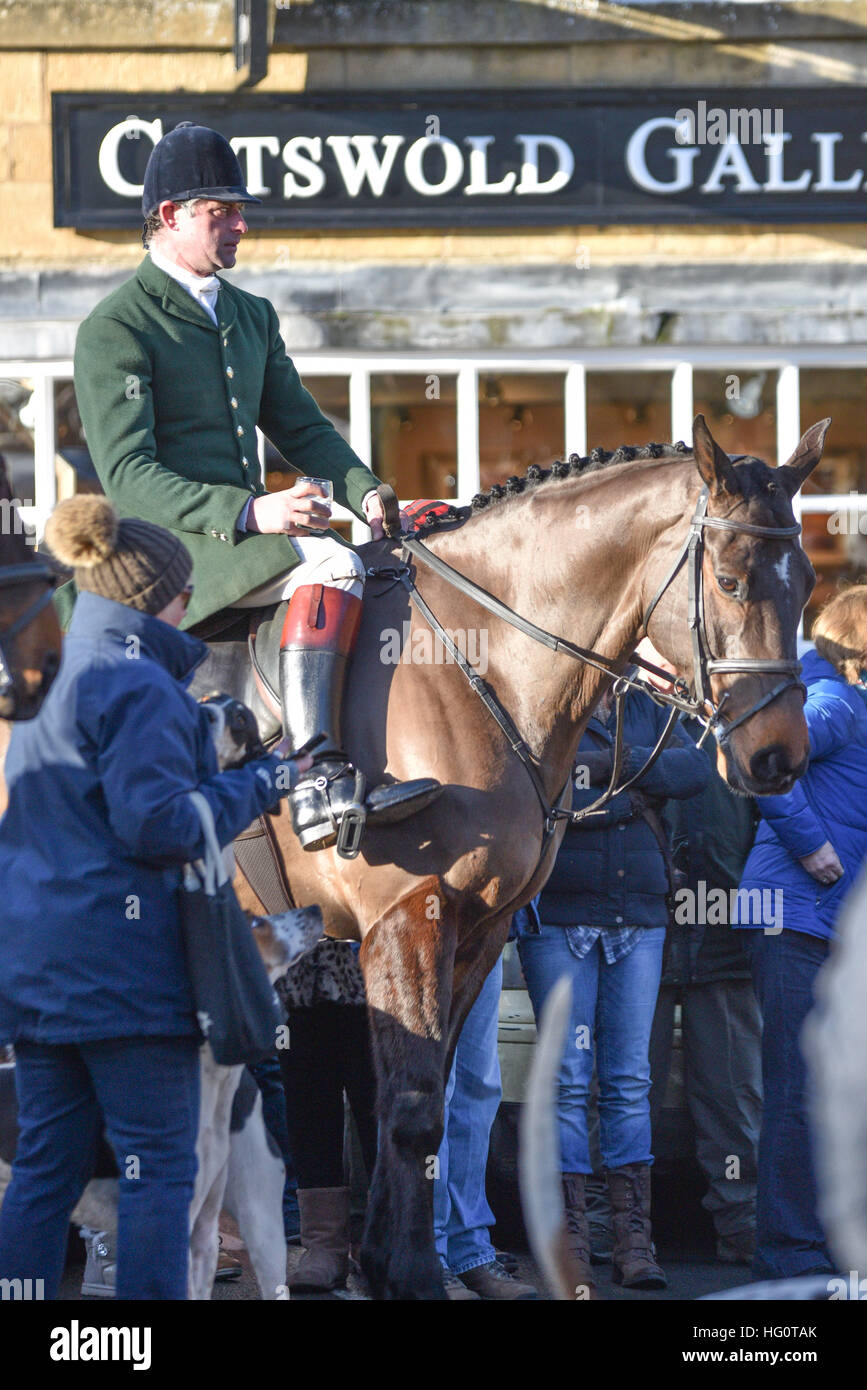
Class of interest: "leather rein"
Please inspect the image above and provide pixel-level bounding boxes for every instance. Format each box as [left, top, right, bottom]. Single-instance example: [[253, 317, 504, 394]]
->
[[369, 481, 804, 836], [0, 562, 58, 698]]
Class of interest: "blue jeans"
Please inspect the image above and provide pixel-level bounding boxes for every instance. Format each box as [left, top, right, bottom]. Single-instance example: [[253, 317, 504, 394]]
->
[[0, 1036, 200, 1299], [433, 956, 502, 1274], [516, 922, 665, 1173], [745, 928, 835, 1280]]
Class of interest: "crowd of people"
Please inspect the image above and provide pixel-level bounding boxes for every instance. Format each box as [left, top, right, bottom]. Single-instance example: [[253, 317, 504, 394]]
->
[[1, 119, 866, 1302]]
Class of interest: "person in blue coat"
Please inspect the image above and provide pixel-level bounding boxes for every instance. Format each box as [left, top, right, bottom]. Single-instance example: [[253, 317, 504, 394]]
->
[[515, 679, 708, 1295], [734, 588, 867, 1284], [0, 496, 308, 1301]]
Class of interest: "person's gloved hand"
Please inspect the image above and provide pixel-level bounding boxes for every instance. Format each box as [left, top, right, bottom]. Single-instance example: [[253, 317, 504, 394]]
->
[[575, 749, 614, 787], [263, 739, 315, 812]]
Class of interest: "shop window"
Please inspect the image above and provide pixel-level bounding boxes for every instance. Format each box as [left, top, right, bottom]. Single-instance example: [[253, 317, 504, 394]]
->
[[54, 378, 101, 497], [264, 374, 353, 537], [585, 371, 671, 453], [799, 369, 867, 495], [692, 368, 776, 463], [800, 506, 867, 637], [371, 373, 457, 500], [478, 373, 565, 491], [0, 377, 36, 503]]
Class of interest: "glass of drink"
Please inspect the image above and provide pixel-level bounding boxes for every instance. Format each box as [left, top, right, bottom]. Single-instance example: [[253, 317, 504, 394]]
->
[[296, 477, 333, 532]]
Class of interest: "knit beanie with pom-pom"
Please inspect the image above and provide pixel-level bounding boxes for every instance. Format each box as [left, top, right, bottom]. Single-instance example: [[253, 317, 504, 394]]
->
[[44, 496, 192, 616]]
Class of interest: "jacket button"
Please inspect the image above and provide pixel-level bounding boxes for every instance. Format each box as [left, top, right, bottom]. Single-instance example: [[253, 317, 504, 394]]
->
[[226, 366, 234, 378], [617, 868, 625, 878], [231, 397, 239, 409], [618, 824, 625, 832], [615, 915, 623, 924], [223, 338, 228, 347], [242, 456, 249, 468], [236, 426, 244, 437]]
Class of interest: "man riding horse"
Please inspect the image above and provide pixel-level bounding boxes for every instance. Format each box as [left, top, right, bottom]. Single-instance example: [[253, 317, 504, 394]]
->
[[67, 123, 440, 854]]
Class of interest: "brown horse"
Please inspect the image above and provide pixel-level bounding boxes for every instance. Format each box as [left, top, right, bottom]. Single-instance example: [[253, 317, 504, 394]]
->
[[0, 458, 61, 726], [233, 414, 826, 1299], [0, 459, 63, 819]]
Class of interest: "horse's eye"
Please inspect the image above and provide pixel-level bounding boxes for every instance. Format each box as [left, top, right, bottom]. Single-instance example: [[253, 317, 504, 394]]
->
[[717, 575, 739, 595]]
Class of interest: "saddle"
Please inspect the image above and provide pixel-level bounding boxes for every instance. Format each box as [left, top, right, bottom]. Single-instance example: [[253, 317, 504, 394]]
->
[[187, 604, 293, 912], [187, 603, 287, 746]]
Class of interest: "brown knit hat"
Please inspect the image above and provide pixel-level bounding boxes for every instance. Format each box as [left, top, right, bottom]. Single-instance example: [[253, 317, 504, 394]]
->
[[45, 495, 192, 615]]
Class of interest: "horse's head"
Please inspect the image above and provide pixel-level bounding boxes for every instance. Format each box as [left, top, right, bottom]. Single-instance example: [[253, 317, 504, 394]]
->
[[0, 580, 62, 721], [644, 413, 827, 796], [0, 460, 63, 721]]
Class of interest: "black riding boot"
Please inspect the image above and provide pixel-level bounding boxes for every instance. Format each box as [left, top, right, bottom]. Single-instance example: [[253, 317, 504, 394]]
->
[[279, 584, 441, 857]]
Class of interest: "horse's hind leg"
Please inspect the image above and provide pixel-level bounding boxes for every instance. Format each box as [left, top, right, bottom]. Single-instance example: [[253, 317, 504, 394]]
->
[[359, 877, 455, 1300]]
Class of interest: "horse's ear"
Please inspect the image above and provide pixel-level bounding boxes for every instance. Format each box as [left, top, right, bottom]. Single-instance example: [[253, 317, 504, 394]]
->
[[692, 414, 741, 499], [776, 418, 831, 497]]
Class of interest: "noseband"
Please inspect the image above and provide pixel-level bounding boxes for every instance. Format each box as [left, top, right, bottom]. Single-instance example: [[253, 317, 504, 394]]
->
[[642, 484, 805, 747], [0, 562, 58, 700]]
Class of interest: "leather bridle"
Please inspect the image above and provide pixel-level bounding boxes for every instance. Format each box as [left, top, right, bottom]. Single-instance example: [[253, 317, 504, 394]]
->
[[641, 483, 805, 748], [371, 476, 807, 832], [0, 562, 58, 701]]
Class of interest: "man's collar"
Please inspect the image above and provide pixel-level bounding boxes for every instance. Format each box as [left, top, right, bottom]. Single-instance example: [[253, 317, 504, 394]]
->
[[137, 255, 237, 335], [149, 245, 220, 295], [137, 255, 220, 331]]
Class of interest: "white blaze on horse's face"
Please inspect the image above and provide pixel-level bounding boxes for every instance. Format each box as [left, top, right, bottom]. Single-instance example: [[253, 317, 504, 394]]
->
[[775, 552, 792, 588]]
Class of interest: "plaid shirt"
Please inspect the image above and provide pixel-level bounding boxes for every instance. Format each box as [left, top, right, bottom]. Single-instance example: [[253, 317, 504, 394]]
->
[[566, 924, 645, 964]]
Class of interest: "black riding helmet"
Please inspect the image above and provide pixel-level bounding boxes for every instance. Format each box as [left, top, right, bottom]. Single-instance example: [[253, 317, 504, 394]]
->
[[142, 122, 261, 223]]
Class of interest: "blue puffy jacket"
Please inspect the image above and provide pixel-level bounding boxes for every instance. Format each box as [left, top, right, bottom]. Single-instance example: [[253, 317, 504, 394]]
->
[[538, 688, 709, 929], [737, 647, 867, 941], [0, 590, 286, 1044]]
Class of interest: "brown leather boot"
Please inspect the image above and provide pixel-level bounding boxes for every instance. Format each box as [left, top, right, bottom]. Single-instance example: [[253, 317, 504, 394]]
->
[[561, 1173, 598, 1300], [606, 1163, 667, 1290], [279, 586, 441, 857], [288, 1186, 351, 1292]]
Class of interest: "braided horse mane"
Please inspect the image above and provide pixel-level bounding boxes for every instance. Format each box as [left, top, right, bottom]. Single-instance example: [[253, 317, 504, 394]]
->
[[412, 440, 693, 536]]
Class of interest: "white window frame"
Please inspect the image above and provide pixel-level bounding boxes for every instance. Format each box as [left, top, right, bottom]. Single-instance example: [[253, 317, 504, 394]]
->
[[5, 351, 867, 630]]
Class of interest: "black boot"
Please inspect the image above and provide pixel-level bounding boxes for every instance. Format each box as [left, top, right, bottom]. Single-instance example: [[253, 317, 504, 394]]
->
[[279, 584, 441, 856]]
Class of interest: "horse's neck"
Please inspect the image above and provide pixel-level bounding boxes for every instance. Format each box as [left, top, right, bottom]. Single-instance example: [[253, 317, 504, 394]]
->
[[429, 463, 689, 784]]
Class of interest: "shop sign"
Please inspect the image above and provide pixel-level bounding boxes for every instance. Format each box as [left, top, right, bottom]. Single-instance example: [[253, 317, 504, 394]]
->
[[52, 89, 867, 228]]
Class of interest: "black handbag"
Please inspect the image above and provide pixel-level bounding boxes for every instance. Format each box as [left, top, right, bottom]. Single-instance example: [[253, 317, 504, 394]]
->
[[179, 791, 283, 1066]]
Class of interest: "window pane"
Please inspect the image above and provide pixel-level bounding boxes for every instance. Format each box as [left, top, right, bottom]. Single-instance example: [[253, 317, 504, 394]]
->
[[585, 371, 671, 452], [478, 373, 564, 491], [799, 369, 867, 494], [801, 510, 867, 636], [0, 377, 35, 502], [54, 378, 102, 495], [371, 373, 457, 500], [693, 368, 776, 462]]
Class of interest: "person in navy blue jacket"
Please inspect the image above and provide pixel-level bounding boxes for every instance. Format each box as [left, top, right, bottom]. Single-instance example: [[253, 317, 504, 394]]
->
[[734, 588, 867, 1284], [0, 496, 307, 1301], [515, 679, 708, 1295]]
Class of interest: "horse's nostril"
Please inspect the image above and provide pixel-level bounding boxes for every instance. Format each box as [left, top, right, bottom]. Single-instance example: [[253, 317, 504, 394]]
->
[[750, 743, 789, 783]]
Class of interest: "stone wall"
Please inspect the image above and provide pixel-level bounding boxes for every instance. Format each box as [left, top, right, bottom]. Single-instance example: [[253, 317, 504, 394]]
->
[[4, 1, 867, 352]]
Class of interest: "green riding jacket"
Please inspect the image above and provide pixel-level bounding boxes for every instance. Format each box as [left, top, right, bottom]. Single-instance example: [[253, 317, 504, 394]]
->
[[66, 256, 378, 630]]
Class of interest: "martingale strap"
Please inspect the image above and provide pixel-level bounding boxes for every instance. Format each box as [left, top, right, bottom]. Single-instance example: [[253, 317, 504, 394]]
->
[[381, 554, 683, 836]]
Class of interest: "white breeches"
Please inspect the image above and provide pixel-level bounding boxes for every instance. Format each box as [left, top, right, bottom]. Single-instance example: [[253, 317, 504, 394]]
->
[[232, 535, 366, 607]]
